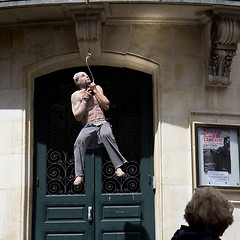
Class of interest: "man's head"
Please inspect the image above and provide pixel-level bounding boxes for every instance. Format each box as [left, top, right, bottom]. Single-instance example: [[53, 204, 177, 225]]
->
[[184, 187, 234, 237], [73, 72, 91, 89]]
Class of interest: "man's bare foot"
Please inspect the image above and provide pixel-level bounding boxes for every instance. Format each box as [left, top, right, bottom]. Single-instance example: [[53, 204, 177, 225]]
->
[[73, 176, 84, 186], [115, 168, 125, 177]]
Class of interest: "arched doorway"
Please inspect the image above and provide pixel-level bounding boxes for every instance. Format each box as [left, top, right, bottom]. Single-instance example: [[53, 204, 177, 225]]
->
[[32, 66, 155, 240]]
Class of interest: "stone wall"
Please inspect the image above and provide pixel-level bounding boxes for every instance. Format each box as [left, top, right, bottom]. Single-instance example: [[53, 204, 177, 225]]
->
[[0, 3, 240, 240]]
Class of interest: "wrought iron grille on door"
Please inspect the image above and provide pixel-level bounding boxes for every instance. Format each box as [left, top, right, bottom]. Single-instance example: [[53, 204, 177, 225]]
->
[[44, 68, 141, 195]]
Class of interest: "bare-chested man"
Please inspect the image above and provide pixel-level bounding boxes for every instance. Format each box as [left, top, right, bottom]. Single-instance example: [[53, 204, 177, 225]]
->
[[71, 72, 127, 185]]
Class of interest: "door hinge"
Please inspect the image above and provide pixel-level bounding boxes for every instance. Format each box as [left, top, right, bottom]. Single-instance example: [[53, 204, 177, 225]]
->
[[152, 176, 156, 190], [37, 177, 39, 187], [149, 175, 156, 190]]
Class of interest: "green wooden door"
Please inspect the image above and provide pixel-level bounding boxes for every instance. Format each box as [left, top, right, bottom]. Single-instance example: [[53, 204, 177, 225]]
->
[[33, 67, 154, 240]]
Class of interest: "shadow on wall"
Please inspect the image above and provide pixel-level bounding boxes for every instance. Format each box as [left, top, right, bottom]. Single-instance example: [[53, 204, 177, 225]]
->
[[124, 222, 150, 240]]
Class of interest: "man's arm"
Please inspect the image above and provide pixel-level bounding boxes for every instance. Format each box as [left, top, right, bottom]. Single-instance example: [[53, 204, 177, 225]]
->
[[90, 83, 110, 110], [71, 92, 87, 121]]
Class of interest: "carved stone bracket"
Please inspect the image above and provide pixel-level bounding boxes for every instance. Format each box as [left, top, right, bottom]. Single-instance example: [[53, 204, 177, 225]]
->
[[208, 12, 240, 87], [69, 7, 105, 62]]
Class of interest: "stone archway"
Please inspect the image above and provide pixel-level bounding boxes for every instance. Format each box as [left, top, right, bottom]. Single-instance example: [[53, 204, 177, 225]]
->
[[23, 52, 161, 240]]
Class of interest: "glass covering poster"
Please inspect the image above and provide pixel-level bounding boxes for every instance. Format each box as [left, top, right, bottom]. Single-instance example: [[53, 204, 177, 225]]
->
[[197, 127, 240, 187]]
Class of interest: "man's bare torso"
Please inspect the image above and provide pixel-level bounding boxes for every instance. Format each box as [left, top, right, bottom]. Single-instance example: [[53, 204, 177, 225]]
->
[[74, 89, 105, 125]]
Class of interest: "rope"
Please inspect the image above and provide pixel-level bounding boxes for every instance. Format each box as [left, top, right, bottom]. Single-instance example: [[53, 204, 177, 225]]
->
[[85, 2, 94, 84], [86, 48, 95, 83]]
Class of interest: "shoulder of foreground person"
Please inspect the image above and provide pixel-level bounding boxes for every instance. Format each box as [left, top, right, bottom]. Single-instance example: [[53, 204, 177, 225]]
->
[[171, 225, 221, 240]]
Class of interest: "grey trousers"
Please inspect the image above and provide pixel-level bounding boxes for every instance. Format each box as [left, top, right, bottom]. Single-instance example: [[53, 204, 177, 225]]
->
[[74, 121, 127, 177]]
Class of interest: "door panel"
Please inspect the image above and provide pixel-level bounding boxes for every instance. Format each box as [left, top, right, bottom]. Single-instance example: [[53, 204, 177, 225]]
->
[[33, 67, 154, 240], [46, 233, 85, 240]]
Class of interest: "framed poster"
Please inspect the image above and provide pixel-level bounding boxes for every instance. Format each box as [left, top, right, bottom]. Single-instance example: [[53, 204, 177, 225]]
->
[[193, 122, 240, 189]]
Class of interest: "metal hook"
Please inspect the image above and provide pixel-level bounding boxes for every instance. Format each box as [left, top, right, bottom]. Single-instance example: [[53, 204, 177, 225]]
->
[[86, 48, 95, 83]]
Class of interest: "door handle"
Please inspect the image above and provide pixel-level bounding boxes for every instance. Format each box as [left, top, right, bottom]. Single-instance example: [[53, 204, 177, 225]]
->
[[88, 206, 93, 223]]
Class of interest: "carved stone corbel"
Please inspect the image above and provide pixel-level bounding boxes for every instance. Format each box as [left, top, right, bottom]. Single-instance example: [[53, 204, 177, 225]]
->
[[69, 7, 105, 63], [208, 12, 240, 87]]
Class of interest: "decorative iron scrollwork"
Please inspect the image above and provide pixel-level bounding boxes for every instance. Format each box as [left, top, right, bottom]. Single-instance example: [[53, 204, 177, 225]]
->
[[101, 79, 141, 194], [46, 81, 85, 195], [102, 154, 141, 193], [46, 148, 84, 195]]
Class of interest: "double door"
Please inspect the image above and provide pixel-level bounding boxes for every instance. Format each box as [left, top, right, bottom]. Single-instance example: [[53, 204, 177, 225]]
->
[[33, 67, 155, 240]]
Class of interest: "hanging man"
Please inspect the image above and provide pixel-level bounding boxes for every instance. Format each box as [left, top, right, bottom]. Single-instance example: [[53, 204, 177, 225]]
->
[[71, 72, 128, 185]]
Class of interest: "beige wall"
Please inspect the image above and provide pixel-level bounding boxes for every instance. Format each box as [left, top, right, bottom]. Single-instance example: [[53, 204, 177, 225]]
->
[[0, 10, 240, 240]]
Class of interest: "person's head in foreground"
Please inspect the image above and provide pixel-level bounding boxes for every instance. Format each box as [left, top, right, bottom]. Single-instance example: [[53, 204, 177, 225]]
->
[[171, 187, 234, 240]]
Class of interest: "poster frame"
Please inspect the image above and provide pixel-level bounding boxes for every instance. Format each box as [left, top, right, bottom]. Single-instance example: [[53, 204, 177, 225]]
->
[[192, 122, 240, 191]]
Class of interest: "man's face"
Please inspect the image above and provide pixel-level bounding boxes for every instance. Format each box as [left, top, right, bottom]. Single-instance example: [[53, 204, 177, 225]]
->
[[77, 72, 91, 88]]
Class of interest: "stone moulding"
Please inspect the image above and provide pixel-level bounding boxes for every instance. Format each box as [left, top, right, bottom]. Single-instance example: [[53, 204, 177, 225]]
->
[[208, 49, 235, 86], [208, 12, 240, 87], [69, 6, 105, 61], [70, 7, 104, 41]]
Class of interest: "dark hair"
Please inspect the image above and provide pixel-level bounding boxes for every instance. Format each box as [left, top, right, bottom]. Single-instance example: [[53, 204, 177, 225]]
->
[[184, 187, 234, 237]]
